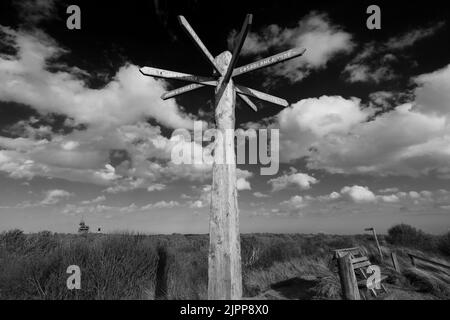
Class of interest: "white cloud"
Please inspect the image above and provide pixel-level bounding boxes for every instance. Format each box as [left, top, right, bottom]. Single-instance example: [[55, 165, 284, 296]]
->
[[269, 167, 318, 192], [276, 95, 371, 162], [378, 187, 399, 193], [229, 12, 353, 82], [305, 102, 450, 177], [237, 178, 251, 191], [41, 189, 72, 205], [272, 64, 450, 178], [414, 64, 450, 118], [385, 22, 445, 50], [81, 195, 106, 205], [0, 26, 216, 190], [253, 192, 269, 198], [409, 191, 421, 199], [147, 184, 166, 192], [278, 195, 306, 216], [380, 194, 399, 203], [236, 168, 252, 191], [142, 200, 180, 210], [341, 185, 376, 203], [0, 26, 194, 130]]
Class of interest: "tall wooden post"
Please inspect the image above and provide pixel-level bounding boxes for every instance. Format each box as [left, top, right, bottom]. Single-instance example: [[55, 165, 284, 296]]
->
[[365, 227, 383, 261], [337, 253, 360, 300], [208, 51, 242, 300], [139, 14, 306, 300]]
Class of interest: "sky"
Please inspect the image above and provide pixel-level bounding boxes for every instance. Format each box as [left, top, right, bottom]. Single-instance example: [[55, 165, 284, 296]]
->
[[0, 0, 450, 234]]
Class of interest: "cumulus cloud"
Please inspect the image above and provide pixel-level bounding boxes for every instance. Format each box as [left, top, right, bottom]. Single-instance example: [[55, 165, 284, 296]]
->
[[279, 195, 306, 216], [268, 167, 318, 192], [268, 62, 450, 179], [380, 194, 399, 203], [81, 195, 106, 205], [0, 26, 194, 130], [142, 200, 180, 210], [0, 26, 216, 192], [237, 178, 251, 191], [253, 192, 269, 198], [414, 64, 450, 117], [41, 189, 72, 205], [237, 169, 252, 191], [341, 185, 376, 203], [228, 12, 353, 82], [276, 95, 371, 162]]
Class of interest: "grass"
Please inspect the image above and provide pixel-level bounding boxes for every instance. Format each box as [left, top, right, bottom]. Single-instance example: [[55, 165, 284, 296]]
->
[[0, 225, 449, 300]]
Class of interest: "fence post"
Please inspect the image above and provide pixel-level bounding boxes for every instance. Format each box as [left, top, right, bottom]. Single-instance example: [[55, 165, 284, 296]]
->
[[391, 252, 400, 273], [409, 254, 416, 267], [337, 253, 360, 300]]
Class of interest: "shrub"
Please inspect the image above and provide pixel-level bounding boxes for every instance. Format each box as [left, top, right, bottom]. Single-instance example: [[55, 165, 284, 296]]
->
[[386, 224, 436, 251], [438, 232, 450, 257]]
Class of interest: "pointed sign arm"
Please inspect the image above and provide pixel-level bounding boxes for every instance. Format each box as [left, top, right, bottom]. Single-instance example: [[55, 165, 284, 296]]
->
[[237, 93, 257, 112], [232, 47, 306, 77], [235, 85, 288, 107], [222, 14, 253, 84], [140, 67, 217, 86], [178, 15, 222, 75], [161, 83, 206, 100]]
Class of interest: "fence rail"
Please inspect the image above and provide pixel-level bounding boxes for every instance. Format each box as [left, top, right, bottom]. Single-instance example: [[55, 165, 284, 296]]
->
[[408, 253, 450, 270]]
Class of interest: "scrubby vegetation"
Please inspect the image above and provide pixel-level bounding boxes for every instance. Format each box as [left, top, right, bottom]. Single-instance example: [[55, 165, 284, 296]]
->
[[0, 224, 449, 300]]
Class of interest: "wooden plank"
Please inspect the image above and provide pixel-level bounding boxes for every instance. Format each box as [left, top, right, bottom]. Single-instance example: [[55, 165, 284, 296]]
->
[[178, 15, 221, 74], [161, 83, 206, 100], [353, 261, 371, 269], [237, 93, 257, 112], [222, 14, 253, 84], [337, 254, 360, 300], [232, 47, 306, 77], [408, 253, 450, 270], [235, 85, 288, 107], [140, 67, 217, 85], [351, 256, 369, 264], [333, 247, 361, 253], [391, 252, 401, 273]]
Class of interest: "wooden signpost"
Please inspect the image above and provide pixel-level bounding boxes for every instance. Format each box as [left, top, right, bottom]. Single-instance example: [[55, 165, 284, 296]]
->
[[365, 227, 383, 261], [140, 14, 305, 300]]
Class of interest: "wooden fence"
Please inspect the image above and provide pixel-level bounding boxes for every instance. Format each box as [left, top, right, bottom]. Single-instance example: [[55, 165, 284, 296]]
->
[[408, 253, 450, 270]]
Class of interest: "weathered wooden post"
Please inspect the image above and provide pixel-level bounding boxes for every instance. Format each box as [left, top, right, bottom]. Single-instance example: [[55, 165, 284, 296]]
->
[[337, 253, 360, 300], [208, 51, 242, 299], [391, 252, 400, 273], [365, 227, 383, 261], [139, 14, 305, 300], [409, 254, 416, 267]]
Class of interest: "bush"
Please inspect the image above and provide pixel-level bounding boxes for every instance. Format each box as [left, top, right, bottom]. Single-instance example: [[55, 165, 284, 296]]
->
[[386, 224, 437, 251], [438, 232, 450, 257]]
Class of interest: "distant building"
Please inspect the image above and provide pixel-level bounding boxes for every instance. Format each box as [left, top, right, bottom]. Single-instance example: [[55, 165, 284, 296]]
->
[[78, 220, 89, 234]]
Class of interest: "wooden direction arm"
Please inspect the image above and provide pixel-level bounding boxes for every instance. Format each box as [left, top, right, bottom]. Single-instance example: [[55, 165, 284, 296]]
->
[[222, 14, 253, 84], [237, 93, 257, 112], [140, 67, 217, 85], [178, 16, 222, 75], [232, 47, 306, 77], [235, 85, 288, 107], [161, 83, 206, 100]]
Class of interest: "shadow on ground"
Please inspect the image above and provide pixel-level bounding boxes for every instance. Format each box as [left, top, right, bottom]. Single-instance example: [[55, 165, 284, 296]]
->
[[265, 277, 319, 300]]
